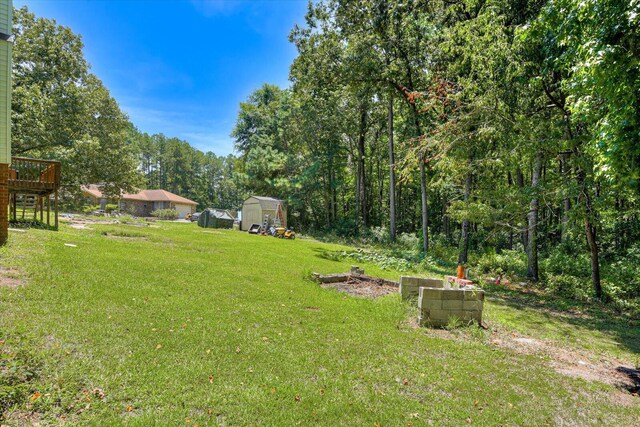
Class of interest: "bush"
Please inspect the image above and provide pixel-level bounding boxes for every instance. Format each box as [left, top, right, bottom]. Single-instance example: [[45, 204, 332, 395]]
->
[[545, 274, 592, 301], [82, 204, 100, 214], [542, 247, 591, 278], [475, 249, 527, 277], [105, 203, 119, 213], [151, 209, 178, 220]]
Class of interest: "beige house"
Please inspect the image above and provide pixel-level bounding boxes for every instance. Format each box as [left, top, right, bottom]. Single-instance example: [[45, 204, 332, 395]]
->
[[241, 196, 286, 231], [119, 189, 197, 219]]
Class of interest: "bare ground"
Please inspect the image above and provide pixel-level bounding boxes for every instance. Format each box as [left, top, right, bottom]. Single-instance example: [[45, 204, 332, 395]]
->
[[319, 275, 399, 298], [0, 267, 25, 289], [419, 325, 640, 405]]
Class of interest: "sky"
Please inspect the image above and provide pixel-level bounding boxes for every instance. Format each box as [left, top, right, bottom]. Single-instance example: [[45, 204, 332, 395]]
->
[[15, 0, 310, 156]]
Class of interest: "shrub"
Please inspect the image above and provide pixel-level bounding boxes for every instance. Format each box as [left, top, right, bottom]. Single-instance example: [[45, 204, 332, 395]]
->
[[542, 247, 591, 278], [151, 209, 178, 220], [105, 203, 119, 213], [545, 274, 591, 301], [82, 204, 100, 214], [475, 249, 527, 277]]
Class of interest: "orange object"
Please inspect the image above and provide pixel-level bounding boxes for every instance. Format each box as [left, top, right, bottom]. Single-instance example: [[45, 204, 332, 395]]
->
[[457, 264, 465, 279]]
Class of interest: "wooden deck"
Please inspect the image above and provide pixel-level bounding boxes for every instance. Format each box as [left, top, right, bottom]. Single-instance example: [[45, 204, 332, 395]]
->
[[8, 157, 61, 228], [8, 157, 60, 195]]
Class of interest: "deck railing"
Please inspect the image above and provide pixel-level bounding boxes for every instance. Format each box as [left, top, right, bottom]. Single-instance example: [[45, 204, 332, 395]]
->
[[8, 156, 61, 191]]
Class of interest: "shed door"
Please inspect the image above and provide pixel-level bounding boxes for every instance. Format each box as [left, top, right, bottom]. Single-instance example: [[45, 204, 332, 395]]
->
[[175, 204, 192, 219], [242, 204, 262, 230]]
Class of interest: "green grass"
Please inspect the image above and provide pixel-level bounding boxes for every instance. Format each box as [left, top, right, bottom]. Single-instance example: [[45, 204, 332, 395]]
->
[[1, 222, 638, 425]]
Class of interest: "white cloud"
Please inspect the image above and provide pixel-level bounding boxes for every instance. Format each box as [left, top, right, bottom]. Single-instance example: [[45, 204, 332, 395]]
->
[[121, 103, 236, 156]]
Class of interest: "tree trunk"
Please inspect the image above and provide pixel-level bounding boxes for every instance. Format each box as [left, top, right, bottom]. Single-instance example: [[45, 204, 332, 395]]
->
[[527, 152, 542, 281], [560, 153, 571, 242], [584, 209, 601, 298], [574, 150, 603, 299], [458, 160, 473, 265], [420, 150, 428, 253], [388, 96, 397, 242], [516, 167, 528, 250], [357, 108, 368, 228]]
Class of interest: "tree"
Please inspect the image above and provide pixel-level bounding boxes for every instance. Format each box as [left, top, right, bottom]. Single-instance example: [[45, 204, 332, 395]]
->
[[11, 7, 141, 195]]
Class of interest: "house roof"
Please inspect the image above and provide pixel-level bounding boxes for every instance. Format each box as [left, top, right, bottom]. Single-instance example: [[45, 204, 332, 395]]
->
[[122, 189, 198, 205], [81, 184, 104, 199]]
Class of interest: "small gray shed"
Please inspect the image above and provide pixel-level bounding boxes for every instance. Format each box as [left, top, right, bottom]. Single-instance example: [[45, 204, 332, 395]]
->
[[241, 196, 286, 231]]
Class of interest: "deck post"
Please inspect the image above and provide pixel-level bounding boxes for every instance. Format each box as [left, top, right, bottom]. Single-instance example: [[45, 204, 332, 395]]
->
[[54, 189, 58, 230], [46, 194, 50, 226], [39, 196, 43, 222]]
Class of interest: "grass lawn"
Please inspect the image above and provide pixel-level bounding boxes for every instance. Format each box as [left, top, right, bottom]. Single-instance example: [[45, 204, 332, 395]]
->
[[1, 221, 639, 426]]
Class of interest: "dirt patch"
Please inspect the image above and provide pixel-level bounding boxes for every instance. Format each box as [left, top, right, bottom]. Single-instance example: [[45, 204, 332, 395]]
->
[[69, 223, 92, 230], [490, 332, 636, 388], [0, 267, 25, 289], [2, 410, 42, 425], [320, 275, 398, 298], [421, 325, 639, 402], [63, 216, 151, 228], [101, 231, 148, 240]]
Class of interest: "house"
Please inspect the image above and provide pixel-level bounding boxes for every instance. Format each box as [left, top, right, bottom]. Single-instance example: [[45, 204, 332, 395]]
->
[[241, 196, 286, 231], [119, 189, 197, 219], [81, 184, 117, 209]]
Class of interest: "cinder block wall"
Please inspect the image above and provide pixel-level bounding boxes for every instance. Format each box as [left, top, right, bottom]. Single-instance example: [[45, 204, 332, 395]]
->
[[418, 287, 484, 327], [399, 276, 444, 300]]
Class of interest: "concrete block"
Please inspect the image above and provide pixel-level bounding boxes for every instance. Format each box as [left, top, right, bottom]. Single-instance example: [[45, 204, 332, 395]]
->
[[419, 287, 443, 301], [400, 276, 419, 286], [463, 289, 485, 301], [400, 283, 419, 300], [418, 278, 444, 288], [462, 300, 483, 311], [400, 277, 422, 300], [456, 278, 473, 287], [441, 289, 465, 300], [442, 299, 464, 310], [418, 298, 442, 311]]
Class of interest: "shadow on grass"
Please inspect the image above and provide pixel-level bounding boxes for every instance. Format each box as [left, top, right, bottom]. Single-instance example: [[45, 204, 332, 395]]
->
[[616, 367, 640, 394], [484, 282, 640, 356], [9, 219, 57, 231]]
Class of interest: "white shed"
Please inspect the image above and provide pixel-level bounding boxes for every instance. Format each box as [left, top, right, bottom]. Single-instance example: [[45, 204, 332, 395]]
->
[[241, 196, 286, 231]]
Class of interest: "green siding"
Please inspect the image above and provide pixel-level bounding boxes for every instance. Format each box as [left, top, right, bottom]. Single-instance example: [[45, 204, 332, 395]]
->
[[0, 41, 9, 164], [0, 0, 9, 164], [0, 0, 9, 36]]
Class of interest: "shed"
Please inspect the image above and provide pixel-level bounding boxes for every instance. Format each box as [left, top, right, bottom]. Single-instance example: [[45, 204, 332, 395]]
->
[[241, 196, 286, 231], [198, 208, 234, 229]]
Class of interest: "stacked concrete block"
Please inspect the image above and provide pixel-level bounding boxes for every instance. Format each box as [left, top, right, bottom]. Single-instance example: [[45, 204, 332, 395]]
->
[[418, 287, 484, 327], [400, 276, 444, 300]]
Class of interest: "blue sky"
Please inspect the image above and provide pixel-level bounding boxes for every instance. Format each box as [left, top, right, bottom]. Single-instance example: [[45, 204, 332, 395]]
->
[[15, 0, 309, 156]]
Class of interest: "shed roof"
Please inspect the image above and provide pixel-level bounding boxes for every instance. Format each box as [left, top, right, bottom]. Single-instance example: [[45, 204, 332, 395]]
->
[[244, 196, 283, 210], [205, 208, 234, 221], [122, 189, 197, 205]]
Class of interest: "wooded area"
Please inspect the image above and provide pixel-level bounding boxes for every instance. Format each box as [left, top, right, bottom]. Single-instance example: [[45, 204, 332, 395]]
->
[[10, 1, 640, 312]]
